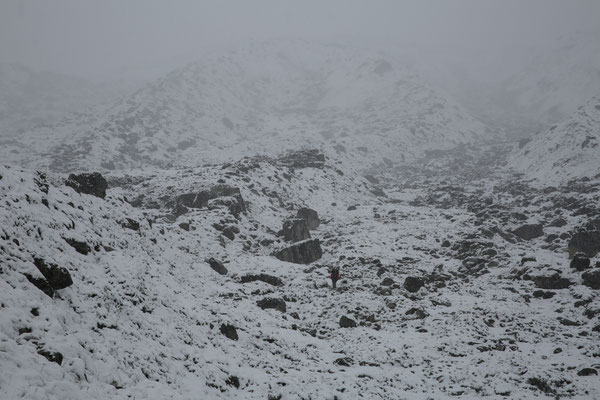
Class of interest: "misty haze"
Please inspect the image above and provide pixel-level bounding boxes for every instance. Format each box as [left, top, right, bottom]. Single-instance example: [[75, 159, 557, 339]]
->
[[1, 1, 600, 399]]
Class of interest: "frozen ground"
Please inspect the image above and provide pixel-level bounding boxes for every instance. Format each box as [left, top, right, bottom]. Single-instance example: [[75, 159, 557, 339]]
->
[[1, 145, 599, 399]]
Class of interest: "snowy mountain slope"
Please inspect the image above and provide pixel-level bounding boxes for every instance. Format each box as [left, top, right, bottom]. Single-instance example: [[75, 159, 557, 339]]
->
[[510, 96, 600, 185], [2, 143, 600, 399], [4, 41, 487, 172]]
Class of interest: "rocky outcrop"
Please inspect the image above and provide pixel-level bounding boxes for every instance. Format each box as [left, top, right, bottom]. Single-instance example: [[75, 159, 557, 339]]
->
[[512, 224, 544, 240], [65, 172, 108, 198], [274, 239, 322, 264], [277, 149, 325, 169], [404, 276, 424, 293], [296, 207, 320, 230], [25, 258, 73, 297], [568, 231, 600, 258], [570, 254, 591, 271], [207, 258, 228, 275], [240, 274, 283, 286], [64, 238, 91, 255], [173, 185, 246, 218], [220, 323, 238, 340], [256, 297, 286, 313], [281, 219, 311, 242], [530, 274, 573, 290], [339, 315, 357, 328]]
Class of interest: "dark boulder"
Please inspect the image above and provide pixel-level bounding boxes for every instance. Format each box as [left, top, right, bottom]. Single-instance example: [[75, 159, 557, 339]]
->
[[220, 323, 238, 341], [240, 274, 283, 286], [582, 269, 600, 290], [281, 219, 311, 243], [339, 315, 357, 328], [405, 307, 428, 319], [121, 218, 140, 231], [65, 172, 107, 198], [512, 224, 544, 240], [549, 217, 567, 227], [577, 368, 598, 377], [38, 349, 63, 365], [568, 231, 600, 258], [296, 208, 320, 230], [274, 239, 322, 264], [334, 357, 353, 366], [179, 222, 190, 231], [64, 238, 91, 255], [381, 277, 394, 286], [570, 254, 591, 271], [256, 297, 286, 313], [530, 274, 573, 290], [207, 258, 228, 275], [33, 258, 73, 290], [404, 276, 424, 293], [24, 274, 54, 297]]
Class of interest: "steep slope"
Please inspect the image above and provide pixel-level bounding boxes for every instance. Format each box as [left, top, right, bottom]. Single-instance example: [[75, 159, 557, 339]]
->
[[9, 41, 486, 172], [511, 96, 600, 185]]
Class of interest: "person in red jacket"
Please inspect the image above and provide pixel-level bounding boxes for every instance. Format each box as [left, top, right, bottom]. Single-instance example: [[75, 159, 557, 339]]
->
[[330, 266, 340, 289]]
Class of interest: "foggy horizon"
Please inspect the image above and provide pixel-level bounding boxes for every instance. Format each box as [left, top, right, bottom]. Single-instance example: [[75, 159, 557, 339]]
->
[[2, 0, 600, 82]]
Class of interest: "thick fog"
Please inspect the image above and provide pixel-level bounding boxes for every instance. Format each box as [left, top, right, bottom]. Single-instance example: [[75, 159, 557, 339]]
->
[[1, 0, 599, 82]]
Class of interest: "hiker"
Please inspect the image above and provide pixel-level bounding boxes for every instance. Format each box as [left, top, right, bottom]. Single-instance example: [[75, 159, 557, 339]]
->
[[330, 266, 340, 288]]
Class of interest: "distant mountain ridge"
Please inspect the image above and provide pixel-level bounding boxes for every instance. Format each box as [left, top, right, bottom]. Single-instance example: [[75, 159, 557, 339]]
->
[[1, 40, 487, 172]]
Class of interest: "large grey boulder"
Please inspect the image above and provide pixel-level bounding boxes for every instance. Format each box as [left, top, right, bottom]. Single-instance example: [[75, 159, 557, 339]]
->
[[568, 231, 600, 258], [65, 172, 108, 198], [582, 269, 600, 290], [296, 207, 320, 230], [274, 239, 322, 264]]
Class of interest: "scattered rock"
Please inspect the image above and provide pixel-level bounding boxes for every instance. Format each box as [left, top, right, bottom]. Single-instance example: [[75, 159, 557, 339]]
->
[[532, 290, 555, 299], [121, 218, 140, 231], [65, 172, 107, 198], [570, 254, 591, 271], [582, 269, 600, 290], [381, 277, 394, 286], [339, 315, 357, 328], [173, 185, 246, 218], [405, 307, 428, 319], [179, 222, 190, 231], [296, 208, 320, 230], [37, 349, 63, 365], [334, 357, 353, 366], [240, 274, 283, 286], [404, 276, 424, 293], [64, 238, 91, 255], [256, 297, 286, 313], [225, 375, 240, 388], [220, 323, 238, 341], [441, 240, 451, 248], [33, 257, 73, 290], [207, 258, 228, 275], [274, 239, 322, 264], [512, 224, 544, 240], [276, 149, 325, 169]]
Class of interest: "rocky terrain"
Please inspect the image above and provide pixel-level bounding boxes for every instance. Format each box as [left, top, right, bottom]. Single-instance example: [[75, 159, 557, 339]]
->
[[1, 140, 600, 399], [1, 39, 600, 399]]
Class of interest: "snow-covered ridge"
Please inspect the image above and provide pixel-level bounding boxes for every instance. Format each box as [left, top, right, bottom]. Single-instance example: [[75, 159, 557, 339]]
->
[[510, 95, 600, 185], [2, 40, 486, 172]]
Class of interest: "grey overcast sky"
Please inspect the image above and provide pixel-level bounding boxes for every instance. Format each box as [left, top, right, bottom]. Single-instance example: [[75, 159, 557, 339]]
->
[[1, 0, 599, 81]]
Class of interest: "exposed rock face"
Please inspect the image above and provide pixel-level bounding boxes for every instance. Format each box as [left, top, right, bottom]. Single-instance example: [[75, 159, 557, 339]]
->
[[173, 185, 246, 218], [281, 218, 311, 242], [220, 323, 238, 341], [207, 258, 228, 275], [339, 315, 357, 328], [582, 269, 600, 289], [296, 207, 320, 230], [274, 239, 322, 264], [277, 149, 325, 169], [256, 297, 286, 313], [65, 172, 108, 198], [404, 276, 424, 293], [570, 255, 591, 271], [512, 224, 544, 240], [568, 231, 600, 258], [240, 274, 283, 286]]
